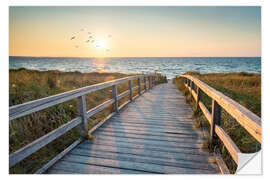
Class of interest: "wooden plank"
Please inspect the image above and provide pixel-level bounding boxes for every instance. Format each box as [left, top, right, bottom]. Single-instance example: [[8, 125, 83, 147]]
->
[[215, 125, 241, 164], [88, 112, 116, 134], [118, 90, 129, 100], [102, 121, 196, 132], [191, 89, 197, 102], [86, 99, 115, 119], [77, 95, 88, 138], [70, 148, 217, 172], [99, 125, 198, 136], [191, 81, 195, 91], [110, 117, 195, 124], [144, 76, 147, 91], [210, 100, 221, 139], [118, 100, 130, 112], [115, 114, 195, 121], [128, 80, 133, 101], [96, 127, 199, 139], [109, 118, 195, 127], [46, 169, 76, 174], [180, 75, 261, 143], [93, 131, 203, 144], [148, 76, 151, 89], [112, 85, 119, 113], [45, 80, 220, 174], [196, 87, 201, 111], [81, 138, 205, 155], [62, 154, 215, 174], [35, 138, 83, 174], [109, 116, 195, 125], [9, 74, 154, 121], [97, 126, 198, 137], [51, 160, 147, 174], [99, 120, 196, 131], [9, 117, 82, 167], [214, 150, 230, 174], [137, 78, 141, 95], [78, 142, 210, 163], [199, 101, 212, 124]]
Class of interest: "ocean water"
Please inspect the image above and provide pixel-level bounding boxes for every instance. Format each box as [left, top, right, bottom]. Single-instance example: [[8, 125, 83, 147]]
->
[[9, 57, 261, 79]]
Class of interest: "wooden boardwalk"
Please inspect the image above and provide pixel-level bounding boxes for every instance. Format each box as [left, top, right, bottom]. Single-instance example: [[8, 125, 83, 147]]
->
[[47, 81, 220, 174]]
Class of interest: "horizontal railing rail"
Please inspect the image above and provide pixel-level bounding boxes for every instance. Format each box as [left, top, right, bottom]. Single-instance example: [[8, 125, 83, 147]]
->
[[9, 73, 158, 171], [179, 75, 261, 167]]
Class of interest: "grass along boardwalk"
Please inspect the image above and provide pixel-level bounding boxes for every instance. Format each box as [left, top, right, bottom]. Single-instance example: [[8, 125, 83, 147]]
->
[[9, 72, 261, 174], [46, 81, 219, 174]]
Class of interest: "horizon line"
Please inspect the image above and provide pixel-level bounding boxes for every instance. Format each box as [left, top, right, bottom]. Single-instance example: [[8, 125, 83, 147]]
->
[[9, 56, 261, 58]]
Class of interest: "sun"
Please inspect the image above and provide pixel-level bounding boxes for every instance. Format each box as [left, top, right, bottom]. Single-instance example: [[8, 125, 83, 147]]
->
[[96, 40, 106, 49]]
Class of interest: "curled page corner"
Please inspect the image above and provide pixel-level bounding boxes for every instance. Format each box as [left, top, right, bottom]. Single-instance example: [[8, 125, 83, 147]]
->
[[236, 150, 262, 174]]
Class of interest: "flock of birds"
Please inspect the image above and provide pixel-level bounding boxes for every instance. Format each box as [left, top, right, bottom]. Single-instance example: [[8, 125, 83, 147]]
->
[[70, 28, 112, 52]]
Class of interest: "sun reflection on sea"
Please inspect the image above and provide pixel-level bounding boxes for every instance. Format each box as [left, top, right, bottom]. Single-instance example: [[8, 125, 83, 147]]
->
[[93, 57, 107, 72]]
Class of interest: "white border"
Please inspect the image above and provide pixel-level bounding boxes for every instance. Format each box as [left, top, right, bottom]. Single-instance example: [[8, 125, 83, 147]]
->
[[2, 0, 270, 179]]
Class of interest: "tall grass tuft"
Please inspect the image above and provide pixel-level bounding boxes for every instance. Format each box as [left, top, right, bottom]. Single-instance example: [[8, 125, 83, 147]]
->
[[9, 68, 167, 173], [173, 72, 261, 173]]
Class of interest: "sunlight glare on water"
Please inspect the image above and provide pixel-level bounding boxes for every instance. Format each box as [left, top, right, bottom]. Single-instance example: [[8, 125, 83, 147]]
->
[[9, 57, 261, 79]]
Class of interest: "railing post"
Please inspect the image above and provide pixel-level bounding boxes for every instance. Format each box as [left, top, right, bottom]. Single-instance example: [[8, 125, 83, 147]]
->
[[77, 95, 88, 138], [112, 85, 119, 113], [148, 76, 151, 89], [191, 81, 195, 91], [210, 99, 221, 141], [195, 87, 201, 111], [137, 78, 141, 95], [150, 76, 153, 88], [128, 80, 133, 101], [144, 76, 147, 91]]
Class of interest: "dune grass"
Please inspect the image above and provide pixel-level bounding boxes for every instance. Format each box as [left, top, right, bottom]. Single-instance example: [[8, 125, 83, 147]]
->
[[9, 68, 167, 174], [173, 71, 261, 173]]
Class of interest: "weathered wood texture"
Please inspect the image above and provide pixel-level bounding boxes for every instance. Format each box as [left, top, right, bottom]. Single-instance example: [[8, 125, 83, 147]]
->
[[180, 75, 261, 167], [180, 75, 261, 143], [9, 74, 153, 121], [47, 81, 219, 174], [9, 74, 155, 168]]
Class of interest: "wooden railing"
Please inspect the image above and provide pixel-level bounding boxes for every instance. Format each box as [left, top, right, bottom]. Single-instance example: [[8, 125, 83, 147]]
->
[[9, 73, 158, 173], [179, 75, 261, 168]]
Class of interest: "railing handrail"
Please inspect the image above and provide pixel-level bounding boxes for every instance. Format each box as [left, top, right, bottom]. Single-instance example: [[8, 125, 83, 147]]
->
[[179, 74, 261, 168], [180, 75, 261, 143], [9, 74, 154, 121], [9, 73, 158, 169]]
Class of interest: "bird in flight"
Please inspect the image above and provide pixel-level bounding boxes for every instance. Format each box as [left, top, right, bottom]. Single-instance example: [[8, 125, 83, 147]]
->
[[86, 40, 90, 43], [70, 36, 76, 40]]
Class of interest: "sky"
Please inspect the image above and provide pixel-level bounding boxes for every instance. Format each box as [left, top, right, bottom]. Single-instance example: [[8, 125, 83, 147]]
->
[[9, 6, 261, 57]]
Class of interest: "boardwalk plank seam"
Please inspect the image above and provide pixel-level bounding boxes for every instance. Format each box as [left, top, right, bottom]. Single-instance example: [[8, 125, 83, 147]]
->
[[46, 80, 219, 174]]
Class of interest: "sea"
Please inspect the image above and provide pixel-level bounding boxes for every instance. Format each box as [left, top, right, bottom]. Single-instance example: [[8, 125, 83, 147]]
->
[[9, 57, 261, 79]]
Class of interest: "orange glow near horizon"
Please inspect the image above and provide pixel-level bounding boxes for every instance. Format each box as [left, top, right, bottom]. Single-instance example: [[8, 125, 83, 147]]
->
[[9, 7, 261, 57]]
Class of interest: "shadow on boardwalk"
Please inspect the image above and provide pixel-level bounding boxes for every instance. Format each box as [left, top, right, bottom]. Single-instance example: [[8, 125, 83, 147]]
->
[[47, 80, 220, 174]]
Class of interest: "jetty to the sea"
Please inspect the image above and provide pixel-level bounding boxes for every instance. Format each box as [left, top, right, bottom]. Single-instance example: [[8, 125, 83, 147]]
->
[[9, 73, 261, 174]]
